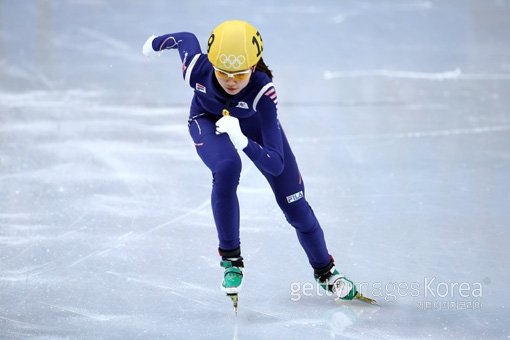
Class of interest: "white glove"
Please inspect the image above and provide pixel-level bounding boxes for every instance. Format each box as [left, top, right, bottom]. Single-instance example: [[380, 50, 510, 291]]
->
[[142, 35, 159, 57], [216, 115, 248, 150]]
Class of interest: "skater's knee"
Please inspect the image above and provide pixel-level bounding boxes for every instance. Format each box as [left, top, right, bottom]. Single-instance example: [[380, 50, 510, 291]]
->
[[282, 201, 318, 232], [213, 158, 242, 194], [214, 158, 241, 180]]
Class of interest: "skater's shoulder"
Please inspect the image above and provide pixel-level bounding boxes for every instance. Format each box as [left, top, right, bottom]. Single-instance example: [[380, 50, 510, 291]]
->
[[249, 70, 274, 90]]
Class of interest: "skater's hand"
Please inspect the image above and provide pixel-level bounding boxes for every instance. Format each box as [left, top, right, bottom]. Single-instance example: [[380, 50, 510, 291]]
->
[[142, 35, 159, 57], [216, 116, 248, 150]]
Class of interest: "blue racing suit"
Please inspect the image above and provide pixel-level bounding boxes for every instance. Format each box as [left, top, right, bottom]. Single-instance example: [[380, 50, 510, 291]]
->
[[151, 32, 331, 269]]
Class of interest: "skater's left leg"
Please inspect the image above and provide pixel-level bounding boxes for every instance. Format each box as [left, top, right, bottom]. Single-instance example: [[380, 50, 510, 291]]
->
[[263, 155, 331, 269], [262, 144, 361, 301], [266, 162, 361, 300]]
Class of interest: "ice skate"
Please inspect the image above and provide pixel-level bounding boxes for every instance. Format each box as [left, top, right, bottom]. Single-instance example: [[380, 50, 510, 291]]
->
[[220, 256, 244, 313], [315, 265, 377, 305]]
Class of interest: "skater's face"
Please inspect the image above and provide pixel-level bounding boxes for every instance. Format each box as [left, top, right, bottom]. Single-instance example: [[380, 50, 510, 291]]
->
[[214, 67, 253, 95]]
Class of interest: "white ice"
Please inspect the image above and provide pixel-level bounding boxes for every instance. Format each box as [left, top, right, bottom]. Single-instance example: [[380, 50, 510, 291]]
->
[[1, 1, 509, 339]]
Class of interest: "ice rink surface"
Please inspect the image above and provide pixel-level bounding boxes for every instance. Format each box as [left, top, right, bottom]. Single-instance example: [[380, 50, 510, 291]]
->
[[1, 0, 509, 339]]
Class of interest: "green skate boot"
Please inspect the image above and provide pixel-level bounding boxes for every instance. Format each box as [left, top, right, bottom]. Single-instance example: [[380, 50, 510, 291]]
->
[[220, 255, 244, 313], [315, 260, 377, 304]]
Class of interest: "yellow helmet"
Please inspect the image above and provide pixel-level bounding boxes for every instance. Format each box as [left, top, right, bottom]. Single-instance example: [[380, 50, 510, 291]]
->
[[207, 20, 263, 72]]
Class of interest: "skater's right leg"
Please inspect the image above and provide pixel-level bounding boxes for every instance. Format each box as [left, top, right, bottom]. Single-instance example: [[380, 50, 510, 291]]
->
[[189, 116, 244, 299], [188, 116, 242, 250]]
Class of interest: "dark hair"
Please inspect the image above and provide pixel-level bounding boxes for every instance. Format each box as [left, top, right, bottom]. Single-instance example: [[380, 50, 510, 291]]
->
[[255, 57, 273, 80]]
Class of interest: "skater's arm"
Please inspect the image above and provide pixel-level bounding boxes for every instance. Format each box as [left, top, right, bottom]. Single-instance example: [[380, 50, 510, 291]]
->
[[150, 32, 202, 62], [142, 32, 202, 79], [243, 93, 284, 176]]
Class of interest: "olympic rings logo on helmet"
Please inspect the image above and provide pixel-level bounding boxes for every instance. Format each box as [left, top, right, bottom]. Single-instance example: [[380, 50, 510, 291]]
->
[[219, 54, 246, 70]]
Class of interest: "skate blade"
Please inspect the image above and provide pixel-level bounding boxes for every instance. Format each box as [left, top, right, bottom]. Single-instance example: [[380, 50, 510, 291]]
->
[[354, 292, 378, 305], [335, 292, 378, 305], [227, 293, 238, 314]]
